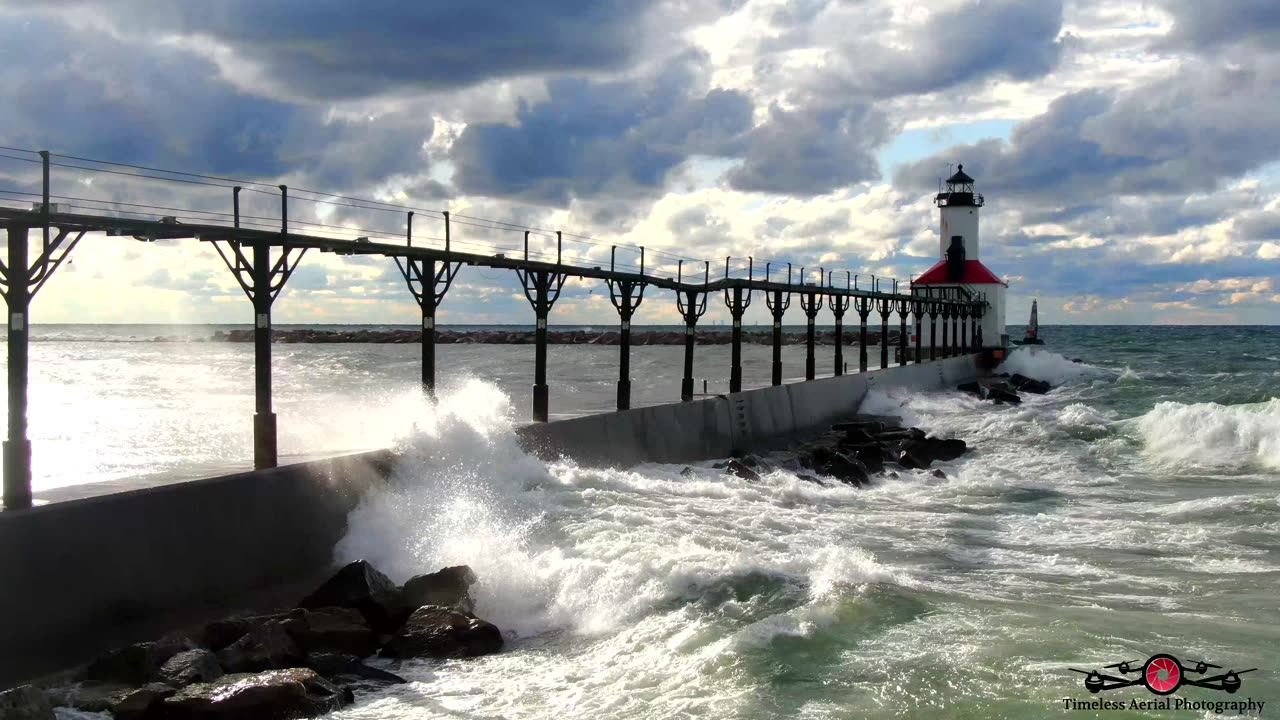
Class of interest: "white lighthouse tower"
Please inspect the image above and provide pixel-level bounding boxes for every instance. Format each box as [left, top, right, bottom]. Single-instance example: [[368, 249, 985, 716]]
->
[[911, 164, 1008, 349]]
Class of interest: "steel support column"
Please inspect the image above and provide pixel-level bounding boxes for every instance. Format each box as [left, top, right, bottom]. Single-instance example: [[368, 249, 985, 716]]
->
[[896, 299, 909, 367], [724, 286, 751, 393], [518, 269, 566, 423], [951, 309, 960, 356], [941, 306, 951, 358], [676, 261, 708, 401], [765, 289, 790, 386], [608, 278, 643, 410], [213, 186, 307, 470], [2, 152, 84, 508], [877, 298, 892, 369], [928, 302, 938, 361], [830, 289, 851, 377], [960, 308, 970, 354], [3, 226, 30, 510], [856, 297, 871, 372], [397, 212, 460, 397], [799, 287, 823, 381], [912, 301, 924, 365]]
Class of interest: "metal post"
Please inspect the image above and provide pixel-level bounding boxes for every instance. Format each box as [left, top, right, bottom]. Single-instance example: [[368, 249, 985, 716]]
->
[[897, 300, 909, 367], [608, 274, 644, 411], [681, 293, 697, 401], [878, 299, 891, 370], [832, 302, 847, 377], [913, 303, 924, 366], [799, 290, 822, 381], [533, 275, 550, 422], [249, 188, 278, 469], [769, 290, 785, 386], [960, 309, 969, 354], [952, 309, 960, 356], [3, 226, 31, 509], [941, 306, 951, 359], [421, 260, 437, 392], [728, 287, 746, 392], [857, 297, 870, 372], [675, 262, 706, 402], [929, 303, 938, 361], [516, 266, 563, 422]]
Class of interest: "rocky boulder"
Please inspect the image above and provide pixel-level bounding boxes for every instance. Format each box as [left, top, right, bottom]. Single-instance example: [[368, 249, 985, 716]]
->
[[288, 607, 379, 658], [1010, 373, 1051, 394], [85, 634, 199, 684], [113, 684, 177, 720], [719, 458, 761, 482], [306, 653, 407, 691], [159, 669, 351, 719], [157, 649, 223, 688], [898, 437, 968, 469], [403, 566, 478, 614], [298, 560, 409, 633], [0, 685, 54, 720], [215, 622, 304, 673], [380, 606, 503, 660], [202, 612, 293, 652]]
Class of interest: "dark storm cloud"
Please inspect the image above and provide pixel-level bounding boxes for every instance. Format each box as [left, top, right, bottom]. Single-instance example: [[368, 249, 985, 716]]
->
[[1, 0, 704, 101], [726, 103, 888, 196], [1162, 0, 1280, 51], [0, 15, 434, 190], [450, 54, 754, 205], [818, 0, 1065, 99], [894, 56, 1280, 203]]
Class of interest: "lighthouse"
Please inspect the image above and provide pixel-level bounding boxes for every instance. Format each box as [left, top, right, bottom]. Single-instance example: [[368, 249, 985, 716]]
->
[[911, 164, 1008, 349]]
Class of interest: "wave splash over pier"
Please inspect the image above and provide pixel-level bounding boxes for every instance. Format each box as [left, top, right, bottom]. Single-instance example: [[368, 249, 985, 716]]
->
[[328, 338, 1280, 718]]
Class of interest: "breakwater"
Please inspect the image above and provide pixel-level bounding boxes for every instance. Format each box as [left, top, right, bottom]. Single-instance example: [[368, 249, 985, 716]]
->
[[208, 328, 903, 345]]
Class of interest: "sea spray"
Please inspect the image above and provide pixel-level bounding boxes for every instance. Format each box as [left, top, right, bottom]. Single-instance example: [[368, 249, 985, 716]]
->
[[998, 346, 1099, 385], [1134, 397, 1280, 470]]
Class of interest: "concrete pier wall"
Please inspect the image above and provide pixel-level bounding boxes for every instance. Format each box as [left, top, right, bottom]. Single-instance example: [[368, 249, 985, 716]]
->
[[0, 355, 979, 685]]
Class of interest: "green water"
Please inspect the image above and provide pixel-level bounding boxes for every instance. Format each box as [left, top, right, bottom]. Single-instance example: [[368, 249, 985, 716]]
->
[[332, 326, 1279, 719]]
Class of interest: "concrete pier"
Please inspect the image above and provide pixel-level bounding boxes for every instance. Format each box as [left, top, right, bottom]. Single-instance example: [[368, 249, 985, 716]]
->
[[0, 354, 981, 686]]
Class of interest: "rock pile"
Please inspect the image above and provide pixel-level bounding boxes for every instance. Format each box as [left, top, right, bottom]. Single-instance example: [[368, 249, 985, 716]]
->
[[957, 372, 1054, 405], [23, 560, 499, 719], [695, 414, 971, 487], [209, 328, 902, 346]]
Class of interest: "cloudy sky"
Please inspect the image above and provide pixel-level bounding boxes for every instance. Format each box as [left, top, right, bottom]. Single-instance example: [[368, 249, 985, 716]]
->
[[1, 0, 1277, 327]]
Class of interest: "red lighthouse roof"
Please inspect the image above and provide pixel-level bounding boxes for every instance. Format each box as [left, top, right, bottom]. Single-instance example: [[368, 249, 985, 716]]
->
[[912, 259, 1007, 286]]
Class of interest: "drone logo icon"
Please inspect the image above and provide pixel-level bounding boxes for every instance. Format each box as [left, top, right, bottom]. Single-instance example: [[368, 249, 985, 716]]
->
[[1071, 653, 1256, 695]]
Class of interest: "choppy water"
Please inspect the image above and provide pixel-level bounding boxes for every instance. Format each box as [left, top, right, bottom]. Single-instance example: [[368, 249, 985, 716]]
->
[[16, 325, 1280, 718]]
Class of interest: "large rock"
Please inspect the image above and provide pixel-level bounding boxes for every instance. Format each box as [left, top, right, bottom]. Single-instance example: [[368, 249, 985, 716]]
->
[[899, 438, 968, 468], [845, 444, 886, 473], [380, 606, 503, 660], [85, 634, 199, 684], [721, 458, 761, 482], [215, 622, 304, 673], [113, 684, 177, 720], [298, 560, 409, 633], [202, 612, 292, 652], [159, 669, 352, 719], [286, 607, 379, 658], [1010, 373, 1051, 394], [403, 566, 478, 614], [0, 685, 54, 720], [986, 385, 1022, 404], [158, 649, 224, 688], [306, 653, 408, 691]]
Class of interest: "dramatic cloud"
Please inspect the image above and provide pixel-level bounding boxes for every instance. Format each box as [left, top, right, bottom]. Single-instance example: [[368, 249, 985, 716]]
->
[[0, 0, 723, 101], [2, 0, 1279, 325], [451, 52, 753, 205]]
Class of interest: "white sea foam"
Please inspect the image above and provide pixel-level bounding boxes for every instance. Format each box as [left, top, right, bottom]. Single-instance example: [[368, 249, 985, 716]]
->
[[998, 347, 1098, 385], [1134, 398, 1280, 470]]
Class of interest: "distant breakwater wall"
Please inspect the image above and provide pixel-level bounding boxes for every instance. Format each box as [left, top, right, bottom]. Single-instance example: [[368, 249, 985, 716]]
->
[[209, 328, 903, 345]]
